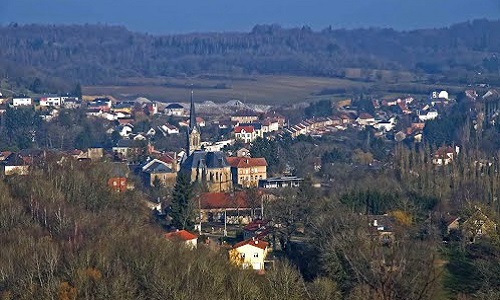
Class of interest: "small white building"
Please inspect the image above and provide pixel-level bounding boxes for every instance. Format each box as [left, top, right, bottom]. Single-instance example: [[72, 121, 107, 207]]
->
[[418, 110, 439, 122], [164, 103, 185, 116], [12, 96, 32, 107], [40, 95, 62, 107]]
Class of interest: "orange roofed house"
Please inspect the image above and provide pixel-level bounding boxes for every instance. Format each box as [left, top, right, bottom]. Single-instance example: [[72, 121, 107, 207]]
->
[[164, 230, 198, 249], [226, 157, 267, 188]]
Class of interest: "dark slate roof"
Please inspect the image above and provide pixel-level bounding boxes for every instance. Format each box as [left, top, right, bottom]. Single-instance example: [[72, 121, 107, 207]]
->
[[115, 139, 144, 148], [143, 161, 173, 174], [181, 150, 229, 170], [166, 103, 184, 109], [3, 153, 26, 166]]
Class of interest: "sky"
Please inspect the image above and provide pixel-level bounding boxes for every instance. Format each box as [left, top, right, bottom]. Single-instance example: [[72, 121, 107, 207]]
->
[[1, 0, 499, 34]]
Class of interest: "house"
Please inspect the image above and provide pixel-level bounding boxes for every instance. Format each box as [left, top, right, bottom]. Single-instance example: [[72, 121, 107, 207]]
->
[[226, 157, 267, 188], [88, 98, 112, 111], [107, 163, 132, 192], [261, 119, 279, 133], [118, 124, 134, 138], [234, 125, 257, 143], [160, 123, 179, 135], [180, 150, 233, 192], [236, 148, 251, 158], [112, 139, 146, 159], [62, 98, 81, 109], [196, 191, 262, 224], [164, 103, 185, 116], [39, 95, 61, 107], [366, 215, 396, 244], [432, 146, 458, 166], [164, 230, 198, 249], [196, 117, 206, 127], [418, 110, 439, 122], [141, 159, 177, 187], [229, 238, 270, 270], [231, 110, 260, 124], [243, 219, 272, 240], [0, 93, 6, 104], [461, 208, 497, 243], [431, 90, 449, 100], [262, 111, 286, 128], [87, 147, 104, 160], [108, 177, 128, 193], [12, 95, 32, 107], [112, 102, 134, 114], [356, 113, 376, 126], [68, 149, 88, 160], [143, 102, 158, 115], [258, 176, 303, 189], [1, 153, 30, 176]]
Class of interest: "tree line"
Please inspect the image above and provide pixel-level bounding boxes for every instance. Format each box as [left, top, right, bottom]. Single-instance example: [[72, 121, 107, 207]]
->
[[1, 19, 500, 89]]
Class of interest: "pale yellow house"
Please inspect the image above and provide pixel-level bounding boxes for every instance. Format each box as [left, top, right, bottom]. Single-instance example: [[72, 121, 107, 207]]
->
[[229, 238, 269, 270], [226, 157, 267, 188]]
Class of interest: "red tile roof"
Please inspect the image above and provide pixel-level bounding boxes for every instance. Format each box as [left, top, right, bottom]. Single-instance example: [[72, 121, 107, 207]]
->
[[243, 219, 269, 231], [233, 238, 268, 250], [164, 230, 197, 241], [226, 157, 267, 168], [234, 126, 254, 133], [197, 192, 250, 209]]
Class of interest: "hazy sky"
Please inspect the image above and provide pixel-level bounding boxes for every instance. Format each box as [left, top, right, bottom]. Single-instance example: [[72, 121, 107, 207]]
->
[[1, 0, 499, 34]]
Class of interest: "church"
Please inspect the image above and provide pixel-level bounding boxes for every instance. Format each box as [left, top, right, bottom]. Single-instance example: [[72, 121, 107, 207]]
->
[[180, 91, 233, 192]]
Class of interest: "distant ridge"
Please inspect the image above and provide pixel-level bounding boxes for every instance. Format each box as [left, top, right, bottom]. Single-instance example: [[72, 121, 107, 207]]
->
[[0, 19, 499, 86]]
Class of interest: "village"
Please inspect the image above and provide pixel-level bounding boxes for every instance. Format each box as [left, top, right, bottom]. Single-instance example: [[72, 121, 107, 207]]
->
[[0, 87, 498, 272]]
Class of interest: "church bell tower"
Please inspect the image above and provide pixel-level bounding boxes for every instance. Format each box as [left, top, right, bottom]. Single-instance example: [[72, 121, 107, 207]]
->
[[187, 90, 201, 155]]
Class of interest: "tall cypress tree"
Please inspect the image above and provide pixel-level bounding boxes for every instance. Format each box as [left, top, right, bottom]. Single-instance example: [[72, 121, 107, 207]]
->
[[170, 172, 194, 230]]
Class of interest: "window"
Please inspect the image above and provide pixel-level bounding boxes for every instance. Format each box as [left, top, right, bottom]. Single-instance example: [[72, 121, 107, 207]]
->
[[253, 253, 258, 258]]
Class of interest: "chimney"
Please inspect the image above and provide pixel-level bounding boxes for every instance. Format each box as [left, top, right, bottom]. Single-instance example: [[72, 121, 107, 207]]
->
[[255, 240, 258, 244], [373, 219, 378, 227]]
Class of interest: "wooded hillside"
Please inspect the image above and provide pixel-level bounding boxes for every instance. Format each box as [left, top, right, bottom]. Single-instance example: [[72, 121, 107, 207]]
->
[[1, 19, 499, 88]]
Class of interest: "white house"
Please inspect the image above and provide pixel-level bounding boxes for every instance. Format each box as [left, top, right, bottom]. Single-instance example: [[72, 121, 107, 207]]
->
[[418, 110, 439, 122], [433, 146, 459, 166], [262, 119, 279, 133], [119, 124, 134, 137], [40, 95, 62, 107], [432, 90, 449, 100], [12, 96, 32, 107], [234, 126, 257, 143], [164, 103, 185, 116], [160, 124, 180, 135]]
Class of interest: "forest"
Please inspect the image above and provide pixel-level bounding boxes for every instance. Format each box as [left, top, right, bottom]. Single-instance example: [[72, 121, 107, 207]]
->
[[1, 19, 500, 91]]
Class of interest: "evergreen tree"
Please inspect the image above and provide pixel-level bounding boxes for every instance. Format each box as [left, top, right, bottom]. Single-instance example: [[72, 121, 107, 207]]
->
[[170, 172, 195, 230]]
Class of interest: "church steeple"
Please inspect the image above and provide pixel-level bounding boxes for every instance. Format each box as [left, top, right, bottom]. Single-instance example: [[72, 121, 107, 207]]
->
[[189, 90, 197, 130], [187, 90, 201, 155]]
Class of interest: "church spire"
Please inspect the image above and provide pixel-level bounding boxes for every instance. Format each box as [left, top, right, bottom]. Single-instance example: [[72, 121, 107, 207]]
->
[[189, 90, 196, 130], [187, 90, 201, 155]]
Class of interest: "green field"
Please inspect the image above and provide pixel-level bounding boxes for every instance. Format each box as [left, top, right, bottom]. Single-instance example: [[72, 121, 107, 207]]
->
[[83, 73, 471, 105]]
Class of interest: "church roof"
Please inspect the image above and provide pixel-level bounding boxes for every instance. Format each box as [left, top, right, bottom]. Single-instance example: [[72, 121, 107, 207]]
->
[[181, 150, 229, 170]]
